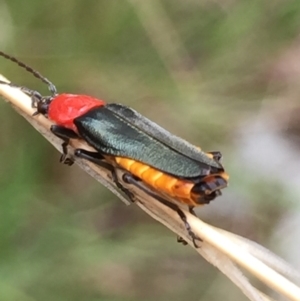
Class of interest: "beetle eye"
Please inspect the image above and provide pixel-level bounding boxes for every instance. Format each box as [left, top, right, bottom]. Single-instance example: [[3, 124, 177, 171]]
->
[[34, 97, 53, 116]]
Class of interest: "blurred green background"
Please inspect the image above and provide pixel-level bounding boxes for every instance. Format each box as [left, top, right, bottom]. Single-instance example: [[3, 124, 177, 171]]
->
[[1, 1, 300, 300]]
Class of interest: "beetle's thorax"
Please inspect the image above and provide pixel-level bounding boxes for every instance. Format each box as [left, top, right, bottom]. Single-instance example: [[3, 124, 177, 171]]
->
[[48, 94, 105, 132]]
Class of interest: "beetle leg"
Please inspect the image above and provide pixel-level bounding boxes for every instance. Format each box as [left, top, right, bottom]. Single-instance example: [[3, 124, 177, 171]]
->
[[176, 206, 200, 245], [74, 149, 135, 203], [50, 125, 79, 166], [122, 173, 201, 248], [206, 151, 222, 162], [176, 236, 188, 245], [50, 125, 79, 140]]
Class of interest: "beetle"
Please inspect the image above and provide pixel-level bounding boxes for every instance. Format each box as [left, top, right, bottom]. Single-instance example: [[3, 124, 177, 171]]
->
[[36, 94, 228, 208], [0, 51, 229, 244]]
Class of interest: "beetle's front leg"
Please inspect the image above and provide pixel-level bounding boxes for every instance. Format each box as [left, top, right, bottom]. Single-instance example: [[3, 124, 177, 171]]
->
[[50, 125, 79, 165]]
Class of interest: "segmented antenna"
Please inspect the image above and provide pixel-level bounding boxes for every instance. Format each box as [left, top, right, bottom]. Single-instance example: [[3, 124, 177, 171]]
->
[[0, 51, 57, 96]]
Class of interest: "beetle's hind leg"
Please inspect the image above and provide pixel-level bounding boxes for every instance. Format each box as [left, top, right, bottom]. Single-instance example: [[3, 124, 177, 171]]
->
[[176, 206, 200, 245], [122, 173, 201, 248]]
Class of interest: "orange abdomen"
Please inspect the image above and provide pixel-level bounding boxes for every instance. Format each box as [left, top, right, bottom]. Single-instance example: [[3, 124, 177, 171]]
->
[[114, 157, 225, 206]]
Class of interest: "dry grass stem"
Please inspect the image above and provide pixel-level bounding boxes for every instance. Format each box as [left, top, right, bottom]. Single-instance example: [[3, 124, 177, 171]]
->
[[1, 75, 299, 301]]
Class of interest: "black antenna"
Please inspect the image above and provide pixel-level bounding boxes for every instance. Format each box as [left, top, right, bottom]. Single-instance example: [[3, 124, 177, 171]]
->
[[0, 51, 57, 96]]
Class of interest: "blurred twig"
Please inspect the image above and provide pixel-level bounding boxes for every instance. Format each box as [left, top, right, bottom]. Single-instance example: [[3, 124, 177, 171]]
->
[[1, 75, 300, 301]]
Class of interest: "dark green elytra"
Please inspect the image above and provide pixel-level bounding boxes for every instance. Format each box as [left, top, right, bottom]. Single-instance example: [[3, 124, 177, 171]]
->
[[74, 104, 224, 179]]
